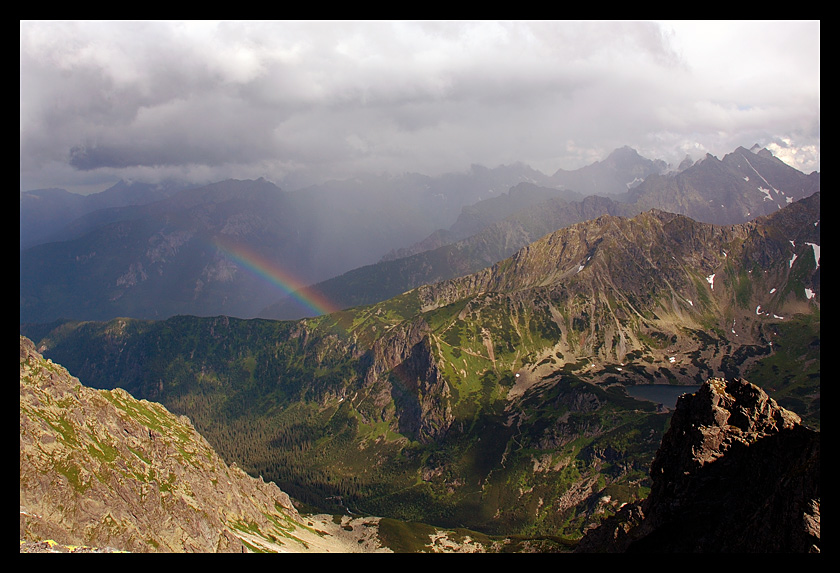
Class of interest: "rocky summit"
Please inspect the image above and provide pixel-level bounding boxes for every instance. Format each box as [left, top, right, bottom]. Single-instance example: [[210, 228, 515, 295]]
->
[[575, 377, 820, 553]]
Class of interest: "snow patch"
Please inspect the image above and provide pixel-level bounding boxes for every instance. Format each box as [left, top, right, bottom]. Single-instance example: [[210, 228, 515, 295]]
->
[[742, 152, 781, 198], [805, 288, 815, 300], [706, 274, 716, 290], [576, 256, 591, 273]]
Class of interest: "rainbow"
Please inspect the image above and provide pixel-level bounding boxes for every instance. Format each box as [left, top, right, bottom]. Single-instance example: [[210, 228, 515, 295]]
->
[[212, 236, 339, 318]]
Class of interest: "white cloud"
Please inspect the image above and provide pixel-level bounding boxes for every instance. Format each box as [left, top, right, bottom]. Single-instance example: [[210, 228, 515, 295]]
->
[[20, 20, 820, 193]]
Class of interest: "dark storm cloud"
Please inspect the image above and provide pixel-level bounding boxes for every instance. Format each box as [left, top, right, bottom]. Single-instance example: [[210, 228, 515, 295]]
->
[[20, 20, 820, 194]]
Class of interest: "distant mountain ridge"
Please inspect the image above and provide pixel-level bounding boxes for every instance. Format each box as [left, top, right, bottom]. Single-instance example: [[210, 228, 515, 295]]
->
[[380, 145, 666, 262], [20, 164, 563, 324], [263, 194, 637, 319], [625, 145, 820, 224], [387, 144, 816, 265], [20, 180, 190, 250], [380, 182, 585, 261], [20, 144, 819, 325], [550, 145, 668, 195]]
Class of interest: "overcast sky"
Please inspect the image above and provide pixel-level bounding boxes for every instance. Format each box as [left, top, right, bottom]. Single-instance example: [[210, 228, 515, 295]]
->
[[20, 20, 820, 195]]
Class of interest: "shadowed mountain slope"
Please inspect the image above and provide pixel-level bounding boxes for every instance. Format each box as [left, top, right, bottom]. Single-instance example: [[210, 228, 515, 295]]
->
[[625, 145, 819, 225], [20, 180, 189, 250]]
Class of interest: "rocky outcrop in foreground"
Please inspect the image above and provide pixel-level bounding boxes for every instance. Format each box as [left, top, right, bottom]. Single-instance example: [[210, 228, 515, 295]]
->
[[19, 336, 389, 553], [576, 378, 820, 553]]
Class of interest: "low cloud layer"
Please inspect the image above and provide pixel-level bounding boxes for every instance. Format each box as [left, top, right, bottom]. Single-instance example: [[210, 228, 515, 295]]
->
[[20, 20, 820, 194]]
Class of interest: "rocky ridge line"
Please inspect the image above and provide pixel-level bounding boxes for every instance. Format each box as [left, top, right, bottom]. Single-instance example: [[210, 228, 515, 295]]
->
[[19, 335, 390, 553]]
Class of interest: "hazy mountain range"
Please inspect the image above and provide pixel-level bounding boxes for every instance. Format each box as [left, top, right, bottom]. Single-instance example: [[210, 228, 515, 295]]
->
[[266, 144, 819, 319], [20, 145, 818, 325], [20, 180, 192, 251], [20, 164, 572, 323]]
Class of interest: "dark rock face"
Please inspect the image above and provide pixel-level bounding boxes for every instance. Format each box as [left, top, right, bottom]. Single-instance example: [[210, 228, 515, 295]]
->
[[390, 337, 453, 443], [576, 378, 820, 553], [363, 318, 454, 443]]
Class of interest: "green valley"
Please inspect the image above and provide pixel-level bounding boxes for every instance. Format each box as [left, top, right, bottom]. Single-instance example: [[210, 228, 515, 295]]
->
[[22, 193, 820, 541]]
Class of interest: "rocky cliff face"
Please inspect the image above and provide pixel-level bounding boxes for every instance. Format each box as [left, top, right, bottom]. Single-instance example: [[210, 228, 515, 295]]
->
[[357, 317, 454, 443], [19, 335, 390, 553], [575, 377, 820, 553]]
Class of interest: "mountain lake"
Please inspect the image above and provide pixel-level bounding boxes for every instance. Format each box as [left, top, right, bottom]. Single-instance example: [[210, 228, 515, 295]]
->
[[624, 384, 701, 410]]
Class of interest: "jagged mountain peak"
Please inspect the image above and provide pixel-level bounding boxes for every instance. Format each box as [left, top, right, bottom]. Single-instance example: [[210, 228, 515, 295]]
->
[[677, 154, 695, 171], [576, 377, 820, 553], [624, 143, 817, 226], [548, 146, 667, 195], [602, 145, 643, 164], [745, 143, 778, 161]]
